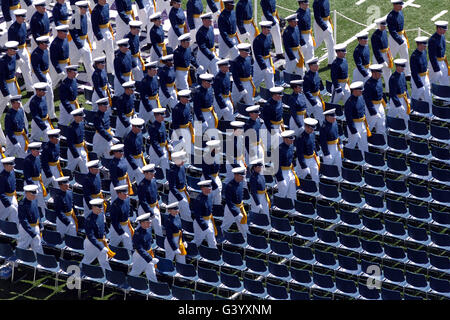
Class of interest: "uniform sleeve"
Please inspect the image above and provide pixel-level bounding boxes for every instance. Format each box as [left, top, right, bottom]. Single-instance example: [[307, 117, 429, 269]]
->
[[313, 2, 328, 31], [193, 93, 206, 122], [150, 29, 162, 57], [30, 100, 48, 131], [196, 29, 215, 60], [133, 232, 153, 263], [344, 100, 357, 134], [363, 85, 377, 116], [83, 177, 93, 210], [386, 13, 404, 45], [252, 37, 268, 70], [295, 139, 307, 168], [23, 159, 34, 185], [303, 76, 317, 106], [225, 184, 241, 217], [91, 9, 103, 41], [31, 53, 47, 83], [110, 205, 125, 236], [319, 125, 330, 156], [371, 34, 385, 64], [330, 63, 340, 92], [427, 37, 440, 72], [186, 3, 195, 29], [164, 221, 178, 251], [289, 96, 303, 128], [137, 183, 152, 213], [193, 199, 209, 231], [92, 72, 106, 98], [0, 178, 12, 208], [116, 100, 131, 127], [50, 44, 63, 73], [59, 83, 75, 115], [19, 205, 38, 238], [389, 76, 402, 107], [169, 11, 183, 37], [116, 0, 131, 24], [55, 195, 71, 226], [283, 31, 296, 61], [124, 136, 139, 170], [218, 15, 234, 48], [213, 78, 227, 109], [69, 18, 84, 49], [206, 0, 219, 13], [85, 217, 103, 250], [4, 113, 18, 145], [167, 169, 183, 201], [235, 4, 246, 35], [230, 60, 244, 92], [249, 176, 261, 206], [67, 126, 81, 158], [354, 48, 369, 77], [410, 54, 424, 88], [0, 60, 10, 97], [93, 113, 113, 141], [2, 1, 12, 22], [40, 149, 53, 178], [149, 126, 165, 157], [260, 0, 276, 24]]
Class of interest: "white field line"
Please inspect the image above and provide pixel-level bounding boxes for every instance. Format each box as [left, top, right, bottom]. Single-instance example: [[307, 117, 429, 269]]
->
[[356, 0, 367, 5], [431, 10, 448, 21]]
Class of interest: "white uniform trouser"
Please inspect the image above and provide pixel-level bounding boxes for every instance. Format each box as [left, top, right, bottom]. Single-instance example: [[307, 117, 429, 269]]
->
[[109, 223, 133, 250], [253, 58, 275, 89], [313, 20, 335, 64], [0, 82, 20, 130], [171, 128, 193, 156], [17, 47, 34, 92], [189, 17, 202, 48], [159, 87, 177, 110], [114, 74, 132, 97], [116, 13, 134, 40], [138, 0, 155, 33], [168, 27, 183, 50], [366, 103, 386, 136], [0, 195, 19, 224], [109, 180, 127, 203], [56, 215, 77, 237], [129, 251, 157, 282], [149, 145, 170, 177], [59, 101, 77, 127], [214, 97, 234, 121], [42, 165, 63, 188], [250, 193, 270, 218], [322, 143, 342, 170], [67, 145, 89, 174], [231, 81, 254, 105], [289, 115, 305, 137], [306, 95, 324, 125], [93, 28, 115, 73], [193, 218, 217, 248], [6, 135, 27, 159], [93, 132, 114, 159], [157, 0, 171, 15], [411, 73, 432, 106], [138, 100, 158, 123], [261, 15, 283, 55], [389, 33, 410, 76], [49, 62, 68, 88], [169, 190, 191, 222], [30, 73, 56, 119], [296, 157, 319, 184], [81, 238, 111, 270], [373, 53, 392, 92], [276, 169, 297, 199], [387, 98, 409, 123], [175, 69, 189, 91], [238, 21, 258, 43], [126, 157, 145, 184], [353, 67, 371, 84], [17, 224, 43, 254], [201, 174, 222, 206], [285, 49, 305, 76], [30, 119, 52, 143], [218, 34, 239, 60], [346, 121, 368, 153], [68, 38, 94, 78], [28, 180, 46, 209], [261, 123, 283, 152], [138, 205, 163, 237], [20, 1, 35, 21], [331, 82, 351, 104], [222, 205, 248, 239], [195, 111, 216, 132], [245, 142, 265, 166], [429, 60, 449, 86], [164, 235, 186, 263], [132, 56, 144, 81], [301, 32, 315, 65], [115, 117, 131, 139], [196, 49, 219, 75], [91, 88, 109, 112]]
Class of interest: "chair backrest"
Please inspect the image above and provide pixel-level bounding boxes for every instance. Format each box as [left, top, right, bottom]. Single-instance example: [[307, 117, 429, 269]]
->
[[155, 257, 175, 274], [319, 182, 339, 199], [294, 221, 315, 237], [243, 276, 265, 294], [341, 187, 362, 204], [222, 249, 243, 267], [294, 200, 315, 216], [312, 272, 334, 289], [408, 202, 430, 220], [127, 275, 149, 291], [410, 140, 430, 156], [0, 220, 19, 236], [407, 224, 429, 241], [344, 147, 363, 162], [292, 244, 314, 261], [290, 267, 312, 284], [387, 134, 408, 151], [267, 282, 288, 299], [81, 263, 104, 279], [197, 266, 219, 283], [386, 197, 407, 214], [383, 243, 406, 260], [339, 233, 361, 250], [336, 276, 357, 294], [342, 167, 362, 183], [430, 230, 450, 247], [364, 151, 385, 167], [299, 178, 318, 193], [431, 187, 450, 203], [337, 254, 358, 271], [175, 262, 197, 277], [316, 203, 337, 220], [290, 289, 310, 300], [105, 269, 127, 286], [387, 116, 407, 131], [430, 124, 450, 140], [431, 209, 450, 226], [411, 98, 430, 114], [383, 265, 405, 282], [381, 287, 402, 300], [317, 227, 338, 244], [270, 216, 292, 232], [385, 219, 406, 236], [224, 230, 246, 245], [386, 178, 407, 194], [247, 233, 268, 250], [339, 208, 361, 226], [268, 261, 289, 278], [249, 212, 270, 227], [358, 282, 380, 299], [245, 256, 267, 273], [36, 253, 58, 269], [406, 247, 429, 265], [362, 214, 384, 231], [320, 163, 340, 178], [315, 249, 336, 267], [361, 238, 383, 254], [431, 83, 450, 98], [269, 239, 291, 255], [195, 290, 215, 300], [0, 242, 14, 259], [405, 271, 427, 288], [432, 104, 450, 120], [408, 119, 428, 136], [367, 133, 386, 146], [409, 183, 430, 199], [273, 195, 294, 211], [149, 280, 172, 297], [363, 191, 384, 209], [431, 144, 450, 161], [220, 271, 242, 289], [429, 277, 450, 294], [386, 155, 407, 172], [431, 165, 450, 183], [198, 245, 221, 261], [15, 247, 37, 263], [64, 234, 84, 250]]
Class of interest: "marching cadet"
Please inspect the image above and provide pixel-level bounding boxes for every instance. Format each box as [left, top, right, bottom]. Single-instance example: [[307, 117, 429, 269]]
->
[[30, 36, 56, 120], [345, 81, 370, 153], [148, 108, 171, 176], [244, 105, 265, 164], [428, 21, 448, 85], [0, 41, 20, 121], [283, 13, 305, 76], [288, 80, 307, 137], [312, 0, 335, 65], [303, 57, 325, 125], [372, 17, 393, 93], [108, 144, 130, 202], [205, 0, 222, 23], [319, 109, 342, 171], [225, 121, 247, 185], [41, 129, 64, 188], [167, 151, 192, 222], [249, 159, 270, 218], [82, 160, 105, 216], [202, 140, 222, 206], [213, 59, 234, 121], [49, 25, 71, 86], [2, 0, 21, 29], [186, 0, 204, 48], [297, 0, 315, 65], [8, 9, 34, 95], [19, 0, 34, 22], [330, 43, 350, 104], [193, 73, 218, 133], [363, 64, 387, 137], [387, 0, 410, 77], [109, 185, 133, 250], [164, 201, 187, 264], [149, 12, 166, 63], [295, 118, 319, 184], [68, 1, 94, 79], [168, 0, 187, 50], [91, 0, 115, 74], [0, 157, 18, 224], [193, 180, 218, 248], [66, 108, 89, 174], [54, 176, 77, 237], [91, 56, 112, 112], [137, 164, 163, 237], [196, 13, 219, 75], [124, 118, 146, 184], [174, 34, 199, 91], [58, 65, 80, 127], [93, 98, 117, 159], [115, 0, 136, 40], [5, 95, 28, 159], [81, 198, 113, 271], [223, 167, 248, 240], [353, 31, 371, 83], [218, 0, 239, 60], [114, 39, 134, 97], [129, 213, 158, 283], [114, 80, 136, 139], [253, 21, 275, 90], [126, 20, 145, 82], [24, 142, 47, 209], [388, 59, 410, 122], [236, 0, 259, 43], [30, 0, 50, 52], [231, 43, 255, 105], [158, 55, 178, 110], [276, 130, 299, 200], [29, 82, 54, 142], [136, 0, 155, 34], [171, 90, 195, 151], [52, 0, 70, 29], [17, 185, 44, 254], [262, 87, 285, 148], [139, 61, 160, 123], [260, 0, 284, 59], [411, 36, 432, 106]]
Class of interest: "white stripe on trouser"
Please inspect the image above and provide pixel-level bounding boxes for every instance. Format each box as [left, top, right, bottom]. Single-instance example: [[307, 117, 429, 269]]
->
[[109, 223, 133, 250], [6, 135, 27, 159], [56, 215, 77, 237], [59, 102, 77, 126], [346, 121, 368, 153], [158, 87, 177, 110], [193, 219, 217, 248], [301, 33, 315, 66], [331, 82, 351, 104], [42, 166, 63, 188], [387, 99, 409, 123], [261, 15, 283, 55], [126, 157, 145, 184], [131, 56, 144, 81], [109, 180, 127, 203], [167, 27, 183, 50], [30, 73, 56, 119], [114, 74, 132, 97], [352, 67, 371, 84], [201, 174, 222, 205], [322, 143, 342, 170], [115, 118, 131, 139], [313, 20, 336, 64], [285, 49, 305, 76], [17, 47, 34, 92], [238, 23, 258, 43], [68, 38, 94, 77], [49, 62, 68, 88], [289, 116, 305, 137], [296, 157, 319, 184], [250, 193, 270, 218], [149, 145, 169, 177], [373, 53, 392, 92], [28, 181, 46, 209], [218, 35, 239, 60], [168, 190, 191, 222], [175, 69, 189, 91], [306, 95, 324, 125], [366, 103, 386, 136], [92, 28, 115, 73], [93, 133, 114, 159], [231, 81, 253, 106], [253, 57, 275, 89], [139, 100, 158, 123], [17, 224, 43, 254], [116, 14, 133, 40], [67, 146, 89, 174], [428, 60, 449, 86], [276, 169, 297, 199], [138, 205, 163, 237], [411, 74, 432, 106], [81, 238, 111, 271], [129, 251, 157, 282], [30, 119, 52, 143], [0, 195, 19, 224], [164, 236, 186, 263], [221, 205, 248, 240], [214, 97, 234, 121], [196, 49, 219, 75], [389, 34, 410, 76]]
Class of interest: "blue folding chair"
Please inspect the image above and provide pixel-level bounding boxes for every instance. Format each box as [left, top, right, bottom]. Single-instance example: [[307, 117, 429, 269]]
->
[[299, 178, 319, 196], [337, 254, 361, 275], [387, 116, 407, 134], [387, 134, 409, 154], [268, 260, 290, 282], [311, 272, 337, 295], [432, 104, 450, 121], [410, 98, 430, 117], [223, 230, 246, 247], [219, 271, 244, 292], [358, 282, 381, 300], [222, 249, 245, 271], [155, 257, 176, 277], [339, 208, 363, 229], [431, 186, 450, 205], [320, 164, 342, 181], [338, 233, 362, 253], [267, 282, 289, 300], [197, 266, 221, 288], [405, 271, 430, 293], [290, 289, 310, 300], [0, 220, 19, 240], [383, 243, 407, 263], [245, 256, 269, 277], [248, 212, 271, 231], [127, 275, 151, 299], [343, 147, 364, 166], [81, 263, 107, 298], [364, 151, 387, 171], [364, 171, 386, 192], [270, 216, 295, 237], [430, 124, 450, 143], [430, 230, 450, 250], [429, 253, 450, 274], [175, 262, 198, 282], [406, 247, 430, 268], [198, 245, 224, 266], [341, 187, 365, 207], [294, 200, 317, 219], [335, 276, 359, 298], [407, 224, 431, 246], [294, 221, 317, 242], [36, 253, 61, 288], [341, 167, 364, 187], [409, 140, 431, 160], [194, 290, 215, 300], [314, 250, 339, 270], [172, 285, 193, 300], [246, 232, 270, 254], [105, 269, 130, 299], [431, 165, 450, 186], [292, 244, 316, 265], [316, 228, 340, 247], [386, 155, 410, 175], [363, 191, 386, 212], [386, 197, 409, 218], [431, 209, 450, 227], [408, 203, 432, 223], [384, 219, 407, 240], [408, 119, 430, 139], [431, 144, 450, 163], [243, 276, 268, 298], [316, 203, 340, 223], [361, 238, 384, 258], [290, 267, 313, 288], [409, 182, 431, 201], [429, 277, 450, 298], [381, 287, 402, 300], [362, 214, 386, 236], [269, 239, 293, 259], [386, 178, 409, 197]]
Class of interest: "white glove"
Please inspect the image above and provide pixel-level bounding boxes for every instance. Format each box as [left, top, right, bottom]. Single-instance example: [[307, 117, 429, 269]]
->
[[58, 71, 66, 81], [383, 61, 389, 69], [5, 95, 11, 101], [152, 258, 159, 265], [315, 102, 322, 109], [326, 26, 333, 34], [122, 232, 130, 240], [302, 167, 311, 177], [175, 249, 181, 255], [112, 137, 120, 144], [51, 176, 57, 185], [168, 145, 174, 152], [416, 86, 426, 96], [197, 65, 205, 74], [240, 89, 248, 98], [75, 156, 82, 162], [323, 154, 332, 163], [201, 121, 208, 132], [352, 132, 362, 140], [138, 167, 144, 175], [264, 68, 273, 75], [183, 241, 188, 249], [257, 204, 263, 211], [242, 32, 250, 39]]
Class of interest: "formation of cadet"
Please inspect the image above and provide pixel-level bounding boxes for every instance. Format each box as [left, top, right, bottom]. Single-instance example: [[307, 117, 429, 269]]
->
[[0, 0, 448, 283]]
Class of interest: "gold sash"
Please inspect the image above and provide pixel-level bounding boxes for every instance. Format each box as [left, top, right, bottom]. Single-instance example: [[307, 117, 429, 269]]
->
[[118, 173, 134, 195], [14, 130, 29, 151], [132, 152, 147, 166], [178, 186, 190, 203], [397, 92, 411, 115], [201, 106, 219, 128], [372, 99, 387, 108], [327, 138, 344, 158], [6, 77, 21, 95], [301, 29, 316, 47], [174, 231, 187, 255], [179, 122, 195, 143], [281, 164, 300, 187], [203, 214, 218, 236], [380, 47, 394, 68], [312, 90, 326, 111], [398, 30, 409, 49], [239, 76, 256, 97], [48, 160, 64, 177], [353, 116, 372, 137], [41, 115, 54, 129], [65, 209, 78, 232], [257, 189, 271, 208], [437, 56, 450, 73], [234, 202, 247, 224], [243, 19, 260, 37], [292, 46, 305, 68], [263, 54, 276, 73], [99, 238, 116, 258], [32, 175, 48, 197], [323, 16, 334, 30], [74, 141, 90, 162]]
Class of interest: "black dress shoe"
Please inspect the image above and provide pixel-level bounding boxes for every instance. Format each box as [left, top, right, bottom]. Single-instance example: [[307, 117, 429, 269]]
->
[[405, 75, 411, 81], [275, 53, 285, 60]]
